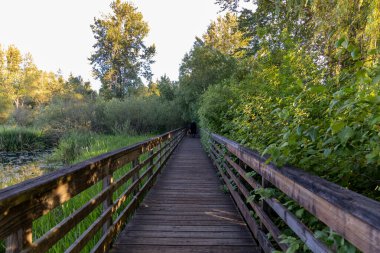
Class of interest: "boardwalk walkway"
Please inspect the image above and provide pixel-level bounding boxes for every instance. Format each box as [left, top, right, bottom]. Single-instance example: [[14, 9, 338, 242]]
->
[[109, 137, 258, 253]]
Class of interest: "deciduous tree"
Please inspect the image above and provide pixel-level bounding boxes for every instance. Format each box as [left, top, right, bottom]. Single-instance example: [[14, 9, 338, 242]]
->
[[90, 0, 155, 99]]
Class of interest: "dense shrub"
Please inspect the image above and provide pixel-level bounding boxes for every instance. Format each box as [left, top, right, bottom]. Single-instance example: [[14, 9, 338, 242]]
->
[[199, 43, 380, 201], [34, 96, 184, 137], [34, 98, 96, 138], [9, 108, 36, 126]]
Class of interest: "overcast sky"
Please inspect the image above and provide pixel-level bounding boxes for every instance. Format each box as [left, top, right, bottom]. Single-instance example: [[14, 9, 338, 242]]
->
[[0, 0, 222, 90]]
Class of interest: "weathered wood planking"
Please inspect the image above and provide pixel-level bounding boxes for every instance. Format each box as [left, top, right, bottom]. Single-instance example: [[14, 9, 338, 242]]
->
[[109, 137, 259, 253], [209, 132, 380, 253]]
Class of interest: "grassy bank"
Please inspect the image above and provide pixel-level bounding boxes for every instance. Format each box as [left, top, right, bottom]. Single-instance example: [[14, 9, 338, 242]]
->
[[0, 133, 152, 252], [0, 126, 49, 151]]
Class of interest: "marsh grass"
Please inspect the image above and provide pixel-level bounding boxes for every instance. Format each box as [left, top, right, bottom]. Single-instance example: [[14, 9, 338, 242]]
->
[[0, 126, 48, 151]]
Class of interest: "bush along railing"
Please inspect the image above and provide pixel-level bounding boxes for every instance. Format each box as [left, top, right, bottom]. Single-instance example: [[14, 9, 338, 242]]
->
[[203, 131, 380, 253], [0, 128, 185, 253]]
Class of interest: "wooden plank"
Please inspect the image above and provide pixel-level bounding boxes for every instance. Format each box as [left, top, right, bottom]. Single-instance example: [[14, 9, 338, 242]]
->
[[123, 224, 250, 232], [122, 231, 253, 238], [117, 237, 255, 245], [102, 174, 112, 240], [21, 186, 110, 253], [132, 158, 140, 196], [109, 137, 258, 253], [6, 221, 32, 253], [92, 134, 184, 253], [213, 154, 275, 253], [212, 133, 380, 253], [219, 158, 288, 251], [110, 245, 259, 253], [65, 206, 112, 253], [222, 153, 330, 252], [213, 142, 331, 253]]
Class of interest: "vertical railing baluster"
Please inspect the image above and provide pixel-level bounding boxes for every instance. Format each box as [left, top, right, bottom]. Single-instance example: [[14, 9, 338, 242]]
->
[[158, 140, 162, 167], [148, 149, 154, 177], [102, 168, 113, 252], [132, 156, 140, 196], [5, 220, 32, 253], [261, 176, 271, 231]]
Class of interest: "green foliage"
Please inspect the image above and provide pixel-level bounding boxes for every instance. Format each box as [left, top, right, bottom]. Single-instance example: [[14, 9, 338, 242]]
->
[[157, 75, 177, 101], [314, 228, 357, 253], [203, 13, 249, 58], [49, 131, 95, 164], [0, 93, 12, 123], [90, 0, 155, 99], [35, 95, 184, 137], [178, 42, 237, 121], [274, 235, 308, 253], [34, 97, 97, 137], [0, 126, 48, 151], [198, 31, 380, 201], [193, 2, 380, 252]]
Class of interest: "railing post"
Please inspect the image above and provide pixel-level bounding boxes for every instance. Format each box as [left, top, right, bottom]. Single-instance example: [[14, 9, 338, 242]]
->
[[148, 149, 154, 177], [6, 221, 32, 253], [132, 157, 140, 195], [102, 170, 113, 239], [261, 177, 271, 231], [158, 140, 162, 167]]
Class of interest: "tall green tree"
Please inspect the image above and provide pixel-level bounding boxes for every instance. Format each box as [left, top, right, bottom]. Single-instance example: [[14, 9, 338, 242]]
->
[[157, 75, 176, 101], [4, 45, 23, 108], [203, 13, 249, 58], [178, 39, 237, 121], [90, 0, 155, 99]]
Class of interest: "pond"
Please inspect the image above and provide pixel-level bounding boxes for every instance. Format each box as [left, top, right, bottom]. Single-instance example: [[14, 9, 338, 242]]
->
[[0, 150, 61, 189]]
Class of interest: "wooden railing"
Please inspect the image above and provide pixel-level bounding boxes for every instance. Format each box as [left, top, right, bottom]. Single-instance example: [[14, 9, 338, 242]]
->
[[204, 131, 380, 253], [0, 128, 185, 253]]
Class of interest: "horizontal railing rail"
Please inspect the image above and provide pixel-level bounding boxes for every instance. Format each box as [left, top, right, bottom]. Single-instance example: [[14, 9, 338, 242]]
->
[[203, 130, 380, 253], [0, 128, 185, 253]]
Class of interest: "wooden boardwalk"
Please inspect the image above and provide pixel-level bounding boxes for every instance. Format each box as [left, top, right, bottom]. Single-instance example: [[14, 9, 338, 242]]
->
[[109, 137, 258, 253]]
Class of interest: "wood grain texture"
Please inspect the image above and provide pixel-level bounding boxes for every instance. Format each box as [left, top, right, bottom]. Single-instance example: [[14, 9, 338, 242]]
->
[[109, 137, 259, 253], [211, 133, 380, 253], [213, 143, 329, 253]]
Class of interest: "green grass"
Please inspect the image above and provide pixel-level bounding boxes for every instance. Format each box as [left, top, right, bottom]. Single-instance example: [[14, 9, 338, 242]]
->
[[0, 133, 153, 253], [0, 125, 48, 151]]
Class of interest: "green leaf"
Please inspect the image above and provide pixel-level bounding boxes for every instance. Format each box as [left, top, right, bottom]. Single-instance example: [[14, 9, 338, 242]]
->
[[368, 48, 378, 55], [338, 126, 354, 144], [323, 148, 332, 157], [246, 171, 257, 177], [347, 44, 355, 52], [287, 243, 300, 253], [341, 39, 349, 49], [372, 74, 380, 84], [295, 208, 304, 218], [350, 48, 361, 60], [335, 37, 346, 48], [331, 121, 345, 134], [309, 85, 327, 94], [370, 116, 380, 125]]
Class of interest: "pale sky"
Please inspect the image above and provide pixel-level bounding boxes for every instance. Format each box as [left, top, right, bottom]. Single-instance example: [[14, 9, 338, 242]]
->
[[0, 0, 222, 90]]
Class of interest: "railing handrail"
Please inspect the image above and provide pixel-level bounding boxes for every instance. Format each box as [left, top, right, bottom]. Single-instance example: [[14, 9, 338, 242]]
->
[[206, 131, 380, 253], [0, 128, 185, 253], [0, 128, 182, 206]]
